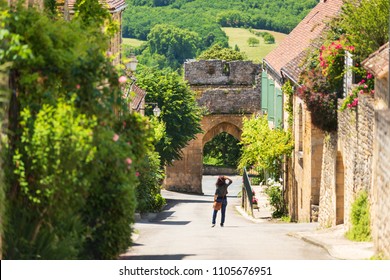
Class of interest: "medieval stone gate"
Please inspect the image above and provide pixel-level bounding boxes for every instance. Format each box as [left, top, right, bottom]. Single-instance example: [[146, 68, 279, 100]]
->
[[164, 60, 262, 194]]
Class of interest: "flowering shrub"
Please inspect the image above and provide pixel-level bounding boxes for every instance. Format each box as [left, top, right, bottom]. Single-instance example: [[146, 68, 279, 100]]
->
[[264, 178, 286, 218], [297, 84, 338, 132], [319, 37, 355, 85], [340, 71, 375, 111]]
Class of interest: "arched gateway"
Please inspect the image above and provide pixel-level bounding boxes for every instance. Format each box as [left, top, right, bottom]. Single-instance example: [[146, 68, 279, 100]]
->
[[164, 60, 262, 194]]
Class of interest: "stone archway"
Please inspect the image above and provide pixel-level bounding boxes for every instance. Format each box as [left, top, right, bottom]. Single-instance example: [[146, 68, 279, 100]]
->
[[164, 115, 246, 194], [164, 60, 262, 194]]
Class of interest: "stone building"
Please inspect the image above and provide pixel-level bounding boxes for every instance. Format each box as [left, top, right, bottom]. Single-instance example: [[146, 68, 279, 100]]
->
[[262, 0, 343, 222], [164, 60, 261, 194], [318, 43, 389, 257]]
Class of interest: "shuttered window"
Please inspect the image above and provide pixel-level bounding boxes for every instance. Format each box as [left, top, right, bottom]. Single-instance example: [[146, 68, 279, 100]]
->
[[261, 72, 283, 128]]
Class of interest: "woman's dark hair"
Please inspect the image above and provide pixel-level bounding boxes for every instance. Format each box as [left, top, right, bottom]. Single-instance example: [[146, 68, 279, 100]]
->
[[216, 176, 225, 187]]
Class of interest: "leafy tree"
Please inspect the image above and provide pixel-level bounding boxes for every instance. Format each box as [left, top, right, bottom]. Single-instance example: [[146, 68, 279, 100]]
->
[[135, 67, 202, 165], [145, 24, 200, 69], [263, 32, 275, 44], [337, 0, 389, 62], [247, 37, 260, 47], [197, 44, 247, 61], [203, 132, 241, 168], [2, 3, 153, 259], [238, 115, 293, 178]]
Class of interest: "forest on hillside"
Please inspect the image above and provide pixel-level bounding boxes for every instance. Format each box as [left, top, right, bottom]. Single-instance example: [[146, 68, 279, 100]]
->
[[123, 0, 319, 48]]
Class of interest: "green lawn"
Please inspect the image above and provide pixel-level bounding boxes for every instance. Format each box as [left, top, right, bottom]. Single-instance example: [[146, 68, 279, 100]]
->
[[122, 37, 146, 47], [222, 27, 287, 62]]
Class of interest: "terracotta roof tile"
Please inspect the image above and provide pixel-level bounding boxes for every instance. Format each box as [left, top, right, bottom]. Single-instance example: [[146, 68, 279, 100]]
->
[[264, 0, 343, 80], [130, 84, 146, 112], [362, 42, 389, 79]]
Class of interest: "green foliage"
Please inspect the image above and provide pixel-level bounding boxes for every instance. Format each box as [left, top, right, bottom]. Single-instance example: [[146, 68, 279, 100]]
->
[[80, 124, 140, 260], [298, 49, 339, 132], [203, 155, 223, 166], [250, 176, 262, 186], [247, 37, 260, 47], [262, 32, 275, 44], [337, 0, 389, 62], [203, 132, 241, 168], [136, 151, 166, 213], [264, 178, 286, 218], [238, 115, 293, 178], [6, 98, 96, 259], [135, 66, 202, 165], [142, 24, 200, 70], [282, 80, 294, 130], [122, 0, 318, 61], [2, 4, 154, 260], [197, 44, 247, 61], [74, 0, 118, 36], [346, 191, 372, 242]]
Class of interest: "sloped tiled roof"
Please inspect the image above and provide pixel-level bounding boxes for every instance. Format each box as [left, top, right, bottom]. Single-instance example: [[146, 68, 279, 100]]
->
[[66, 0, 127, 13], [264, 0, 343, 82], [130, 84, 146, 112], [362, 42, 389, 79]]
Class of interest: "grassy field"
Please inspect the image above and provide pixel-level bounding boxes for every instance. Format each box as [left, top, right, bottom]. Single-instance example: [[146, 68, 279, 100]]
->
[[122, 37, 146, 47], [222, 27, 287, 62]]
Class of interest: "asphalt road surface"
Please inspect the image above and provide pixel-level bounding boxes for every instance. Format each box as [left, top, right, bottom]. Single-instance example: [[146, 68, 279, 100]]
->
[[121, 176, 333, 260]]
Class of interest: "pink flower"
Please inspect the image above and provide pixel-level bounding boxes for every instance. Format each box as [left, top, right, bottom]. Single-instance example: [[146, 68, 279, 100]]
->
[[359, 79, 366, 85], [135, 171, 140, 177], [113, 134, 119, 142], [335, 44, 342, 50], [76, 84, 81, 89], [371, 90, 375, 94], [364, 84, 368, 89], [118, 76, 127, 84], [349, 46, 355, 51], [106, 51, 112, 57], [367, 73, 373, 79], [359, 90, 364, 94], [125, 158, 132, 165]]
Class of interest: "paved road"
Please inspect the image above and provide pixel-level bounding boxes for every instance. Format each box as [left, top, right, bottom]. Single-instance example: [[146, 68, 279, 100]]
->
[[121, 176, 333, 260]]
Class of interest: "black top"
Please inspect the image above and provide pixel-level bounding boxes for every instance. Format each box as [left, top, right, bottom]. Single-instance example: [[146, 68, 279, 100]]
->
[[215, 180, 232, 198]]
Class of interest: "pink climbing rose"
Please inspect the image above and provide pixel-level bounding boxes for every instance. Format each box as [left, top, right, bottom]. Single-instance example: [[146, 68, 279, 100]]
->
[[118, 76, 127, 84], [113, 134, 119, 142]]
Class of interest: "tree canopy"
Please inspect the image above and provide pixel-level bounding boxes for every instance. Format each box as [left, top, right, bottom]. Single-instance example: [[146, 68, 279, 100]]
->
[[135, 66, 202, 165]]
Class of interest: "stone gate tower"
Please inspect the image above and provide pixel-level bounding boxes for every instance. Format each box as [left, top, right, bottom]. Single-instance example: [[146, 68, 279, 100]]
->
[[164, 60, 262, 194]]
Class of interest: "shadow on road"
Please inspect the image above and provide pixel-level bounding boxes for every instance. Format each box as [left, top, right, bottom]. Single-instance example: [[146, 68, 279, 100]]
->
[[120, 254, 196, 260]]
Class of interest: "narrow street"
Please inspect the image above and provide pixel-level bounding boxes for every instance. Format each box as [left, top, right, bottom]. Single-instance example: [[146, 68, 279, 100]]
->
[[121, 176, 333, 260]]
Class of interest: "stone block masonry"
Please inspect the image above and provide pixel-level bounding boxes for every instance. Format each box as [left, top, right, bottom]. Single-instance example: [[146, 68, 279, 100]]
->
[[164, 60, 262, 194], [373, 109, 390, 257]]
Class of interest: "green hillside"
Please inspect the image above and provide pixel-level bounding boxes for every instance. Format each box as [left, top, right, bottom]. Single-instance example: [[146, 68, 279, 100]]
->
[[223, 28, 287, 62], [123, 0, 318, 47]]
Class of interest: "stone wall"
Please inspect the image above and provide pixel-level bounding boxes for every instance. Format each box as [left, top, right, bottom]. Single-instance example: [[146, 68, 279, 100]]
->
[[184, 60, 261, 86], [319, 94, 375, 228], [318, 132, 337, 228], [373, 109, 390, 257], [164, 60, 262, 194], [292, 96, 324, 222], [203, 166, 238, 175], [194, 86, 261, 115]]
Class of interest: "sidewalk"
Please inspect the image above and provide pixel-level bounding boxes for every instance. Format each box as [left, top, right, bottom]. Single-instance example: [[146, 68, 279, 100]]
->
[[237, 184, 376, 260]]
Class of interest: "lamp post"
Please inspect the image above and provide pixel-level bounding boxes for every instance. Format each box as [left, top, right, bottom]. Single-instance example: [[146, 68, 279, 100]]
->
[[126, 54, 138, 73], [146, 102, 161, 117]]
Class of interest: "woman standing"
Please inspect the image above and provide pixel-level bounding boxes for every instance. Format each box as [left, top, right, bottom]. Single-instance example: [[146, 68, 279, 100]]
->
[[212, 176, 233, 227]]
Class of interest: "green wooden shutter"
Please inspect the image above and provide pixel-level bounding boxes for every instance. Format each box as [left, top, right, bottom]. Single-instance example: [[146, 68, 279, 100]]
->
[[261, 71, 268, 112], [275, 87, 283, 128], [267, 79, 275, 122]]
